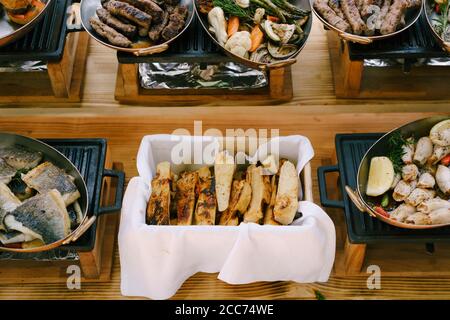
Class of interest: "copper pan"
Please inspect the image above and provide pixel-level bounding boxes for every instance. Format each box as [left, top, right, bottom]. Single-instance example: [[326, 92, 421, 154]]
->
[[80, 0, 195, 56], [423, 0, 450, 53], [194, 0, 313, 70], [0, 132, 91, 253], [345, 116, 450, 230], [311, 0, 423, 45], [0, 0, 52, 47]]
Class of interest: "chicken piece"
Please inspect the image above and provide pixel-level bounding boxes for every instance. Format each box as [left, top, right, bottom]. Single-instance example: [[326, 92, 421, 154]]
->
[[244, 165, 265, 223], [146, 161, 171, 225], [273, 161, 299, 225], [413, 137, 433, 166], [417, 172, 435, 189], [22, 162, 80, 206], [341, 0, 366, 35], [389, 204, 416, 223], [429, 208, 450, 225], [401, 164, 419, 182], [405, 212, 432, 225], [214, 151, 235, 212], [417, 198, 450, 214], [436, 165, 450, 195], [193, 167, 216, 225], [176, 171, 198, 225], [405, 188, 436, 207], [429, 146, 450, 165], [313, 0, 351, 32], [393, 180, 416, 202]]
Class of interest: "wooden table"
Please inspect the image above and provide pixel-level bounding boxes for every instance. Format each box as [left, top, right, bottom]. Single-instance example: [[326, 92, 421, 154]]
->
[[0, 20, 449, 300]]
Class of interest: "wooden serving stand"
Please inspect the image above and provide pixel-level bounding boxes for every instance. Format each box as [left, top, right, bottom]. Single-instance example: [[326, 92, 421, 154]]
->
[[327, 31, 450, 99], [0, 32, 89, 104], [0, 159, 121, 284], [322, 153, 450, 278], [115, 62, 293, 106]]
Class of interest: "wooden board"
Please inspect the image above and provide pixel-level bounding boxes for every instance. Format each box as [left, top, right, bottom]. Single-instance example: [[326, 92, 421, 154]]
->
[[0, 32, 89, 104], [0, 112, 448, 299], [328, 31, 450, 99]]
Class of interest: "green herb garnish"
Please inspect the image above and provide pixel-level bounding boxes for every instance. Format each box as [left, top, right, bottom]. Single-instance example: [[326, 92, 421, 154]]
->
[[388, 131, 411, 173], [433, 0, 450, 39], [314, 290, 326, 300], [212, 0, 252, 19]]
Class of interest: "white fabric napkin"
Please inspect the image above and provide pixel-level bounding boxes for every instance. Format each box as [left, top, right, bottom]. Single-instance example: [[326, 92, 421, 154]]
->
[[119, 135, 336, 300]]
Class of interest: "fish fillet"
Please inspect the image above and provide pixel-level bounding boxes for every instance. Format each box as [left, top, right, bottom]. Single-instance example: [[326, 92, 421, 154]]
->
[[0, 158, 16, 184], [0, 230, 37, 245], [4, 189, 71, 244], [0, 145, 42, 170], [22, 162, 81, 206], [0, 182, 21, 230]]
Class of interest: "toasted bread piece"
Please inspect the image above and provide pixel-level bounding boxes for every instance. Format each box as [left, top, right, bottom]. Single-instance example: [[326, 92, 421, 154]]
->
[[244, 165, 264, 223], [214, 151, 235, 212], [273, 161, 299, 225], [194, 167, 216, 225], [219, 180, 243, 225], [176, 171, 198, 225], [264, 175, 280, 225], [146, 162, 171, 225], [234, 180, 251, 214]]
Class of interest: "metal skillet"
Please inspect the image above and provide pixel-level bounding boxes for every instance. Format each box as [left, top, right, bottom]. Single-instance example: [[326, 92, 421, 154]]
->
[[345, 116, 450, 230], [195, 0, 313, 70], [423, 0, 450, 53], [311, 0, 423, 45], [0, 132, 92, 253], [0, 0, 52, 47], [80, 0, 195, 56]]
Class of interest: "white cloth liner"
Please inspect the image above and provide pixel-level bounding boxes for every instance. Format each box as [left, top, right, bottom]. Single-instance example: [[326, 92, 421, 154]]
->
[[119, 135, 336, 300]]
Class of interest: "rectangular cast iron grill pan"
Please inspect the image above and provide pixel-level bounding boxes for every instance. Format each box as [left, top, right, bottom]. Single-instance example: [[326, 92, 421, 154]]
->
[[118, 15, 232, 64], [318, 133, 450, 244], [0, 0, 70, 63], [348, 13, 449, 61], [0, 138, 124, 260]]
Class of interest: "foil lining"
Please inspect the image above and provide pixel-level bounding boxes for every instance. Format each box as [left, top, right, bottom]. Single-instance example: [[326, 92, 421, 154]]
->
[[0, 249, 79, 261], [0, 61, 47, 72], [139, 62, 267, 89], [364, 58, 450, 67]]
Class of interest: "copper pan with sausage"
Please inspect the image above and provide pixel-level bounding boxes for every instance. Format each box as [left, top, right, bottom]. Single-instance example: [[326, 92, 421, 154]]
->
[[311, 0, 422, 45]]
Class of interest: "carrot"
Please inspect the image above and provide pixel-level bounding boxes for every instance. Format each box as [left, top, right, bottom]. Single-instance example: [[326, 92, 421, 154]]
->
[[267, 15, 279, 22], [441, 154, 450, 166], [374, 206, 389, 218], [249, 25, 264, 52], [227, 16, 239, 37]]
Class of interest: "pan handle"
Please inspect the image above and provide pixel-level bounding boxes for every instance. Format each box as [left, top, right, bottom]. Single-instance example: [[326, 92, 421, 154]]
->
[[66, 3, 84, 33], [443, 42, 450, 53], [344, 186, 376, 217], [338, 32, 372, 45], [98, 169, 126, 215], [317, 165, 345, 208], [260, 58, 297, 70], [134, 44, 170, 56]]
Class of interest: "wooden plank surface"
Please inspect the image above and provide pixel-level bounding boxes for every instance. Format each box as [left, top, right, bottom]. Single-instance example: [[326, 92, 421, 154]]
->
[[0, 19, 448, 300]]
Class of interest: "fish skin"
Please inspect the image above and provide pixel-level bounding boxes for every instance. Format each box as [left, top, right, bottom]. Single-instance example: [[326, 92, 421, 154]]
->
[[0, 146, 42, 170], [0, 182, 21, 213], [0, 158, 16, 185], [5, 190, 71, 244], [23, 162, 81, 206], [0, 230, 36, 245]]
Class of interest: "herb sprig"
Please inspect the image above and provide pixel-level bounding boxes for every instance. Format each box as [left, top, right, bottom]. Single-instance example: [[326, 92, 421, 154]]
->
[[432, 0, 450, 39], [212, 0, 252, 19], [388, 131, 412, 173]]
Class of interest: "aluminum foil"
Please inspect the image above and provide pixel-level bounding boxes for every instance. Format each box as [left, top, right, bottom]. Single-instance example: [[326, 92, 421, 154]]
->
[[364, 58, 450, 67], [139, 62, 267, 89], [0, 60, 47, 72], [0, 249, 79, 261]]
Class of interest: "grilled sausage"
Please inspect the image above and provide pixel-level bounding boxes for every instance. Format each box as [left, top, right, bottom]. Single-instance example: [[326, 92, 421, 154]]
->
[[96, 7, 137, 38], [313, 0, 351, 32], [89, 17, 132, 47], [118, 0, 164, 23], [341, 0, 366, 35], [106, 0, 152, 29]]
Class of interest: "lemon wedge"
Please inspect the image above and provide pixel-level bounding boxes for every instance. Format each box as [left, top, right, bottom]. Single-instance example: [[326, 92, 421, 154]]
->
[[366, 156, 395, 197]]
